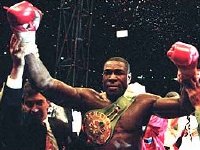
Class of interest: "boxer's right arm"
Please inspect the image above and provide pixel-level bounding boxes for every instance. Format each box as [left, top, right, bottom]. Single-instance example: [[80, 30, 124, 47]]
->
[[4, 1, 42, 57], [5, 1, 108, 111], [25, 54, 53, 91], [24, 54, 110, 111], [4, 1, 51, 91], [24, 53, 82, 101]]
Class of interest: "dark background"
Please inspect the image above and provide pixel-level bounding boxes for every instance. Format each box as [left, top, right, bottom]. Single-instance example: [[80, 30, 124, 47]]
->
[[1, 0, 200, 96]]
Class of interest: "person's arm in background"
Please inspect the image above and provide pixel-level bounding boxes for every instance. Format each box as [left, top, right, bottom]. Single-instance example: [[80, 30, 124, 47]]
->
[[0, 34, 25, 149]]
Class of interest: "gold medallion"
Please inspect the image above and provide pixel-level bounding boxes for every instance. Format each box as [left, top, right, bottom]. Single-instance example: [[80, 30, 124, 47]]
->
[[83, 111, 112, 145]]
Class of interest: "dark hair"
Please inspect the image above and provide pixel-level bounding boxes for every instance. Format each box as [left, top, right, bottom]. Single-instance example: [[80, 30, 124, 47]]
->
[[23, 80, 39, 98], [105, 57, 130, 73]]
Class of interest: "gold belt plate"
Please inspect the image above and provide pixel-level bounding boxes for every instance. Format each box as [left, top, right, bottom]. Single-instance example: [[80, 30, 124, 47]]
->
[[83, 111, 112, 145]]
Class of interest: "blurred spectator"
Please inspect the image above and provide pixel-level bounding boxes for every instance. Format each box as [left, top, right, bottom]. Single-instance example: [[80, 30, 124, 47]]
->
[[0, 79, 73, 150], [143, 115, 168, 150], [164, 118, 179, 150], [173, 114, 200, 150]]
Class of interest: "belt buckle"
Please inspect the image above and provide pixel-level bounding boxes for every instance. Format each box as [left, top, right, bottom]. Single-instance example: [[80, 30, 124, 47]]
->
[[83, 111, 112, 145]]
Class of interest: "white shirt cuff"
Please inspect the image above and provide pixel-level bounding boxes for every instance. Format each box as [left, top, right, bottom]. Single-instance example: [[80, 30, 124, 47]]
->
[[6, 75, 22, 89]]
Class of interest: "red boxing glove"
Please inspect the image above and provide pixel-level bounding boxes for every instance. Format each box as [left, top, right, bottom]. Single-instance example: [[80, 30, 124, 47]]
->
[[167, 41, 199, 80], [4, 1, 42, 58], [4, 1, 42, 33], [167, 41, 199, 67]]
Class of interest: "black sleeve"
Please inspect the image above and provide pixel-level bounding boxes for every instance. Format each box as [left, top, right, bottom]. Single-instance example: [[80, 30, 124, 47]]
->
[[0, 85, 23, 149]]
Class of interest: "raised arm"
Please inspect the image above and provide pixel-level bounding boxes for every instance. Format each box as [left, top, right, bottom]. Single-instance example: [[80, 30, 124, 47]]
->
[[1, 34, 25, 106], [25, 54, 81, 104], [167, 41, 200, 133], [25, 53, 112, 111], [0, 33, 25, 149], [4, 1, 111, 112], [149, 42, 199, 118], [4, 1, 79, 105]]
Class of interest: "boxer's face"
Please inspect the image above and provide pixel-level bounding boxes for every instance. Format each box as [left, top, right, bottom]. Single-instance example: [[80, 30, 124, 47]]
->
[[102, 60, 130, 102], [23, 92, 49, 122]]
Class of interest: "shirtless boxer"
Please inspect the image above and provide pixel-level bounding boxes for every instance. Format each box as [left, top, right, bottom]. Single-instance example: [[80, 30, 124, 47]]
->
[[5, 1, 200, 150]]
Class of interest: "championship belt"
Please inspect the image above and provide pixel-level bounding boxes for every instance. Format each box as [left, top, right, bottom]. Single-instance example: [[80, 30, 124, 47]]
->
[[82, 95, 135, 145]]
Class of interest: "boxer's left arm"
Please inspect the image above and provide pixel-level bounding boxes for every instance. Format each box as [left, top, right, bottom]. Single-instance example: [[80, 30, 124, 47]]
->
[[167, 42, 200, 107], [167, 42, 200, 133]]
